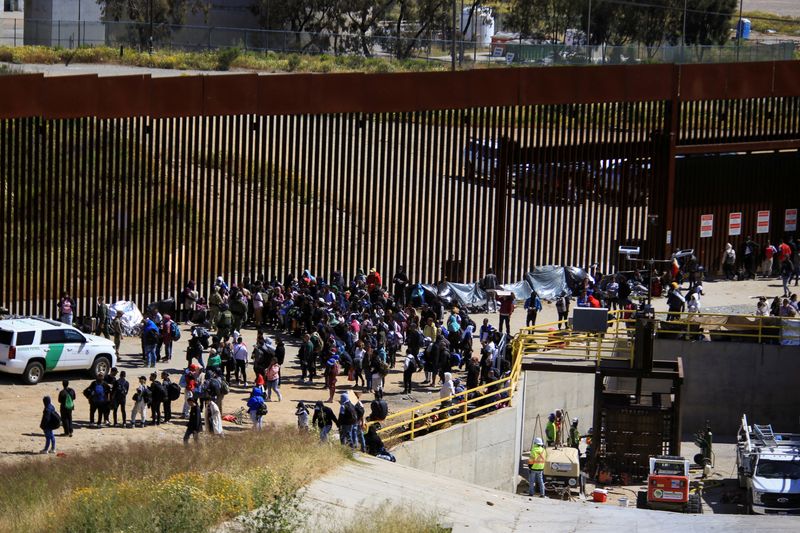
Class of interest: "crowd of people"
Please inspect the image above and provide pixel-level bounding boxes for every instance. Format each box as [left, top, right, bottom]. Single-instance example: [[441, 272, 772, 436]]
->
[[39, 238, 800, 455], [39, 267, 517, 458]]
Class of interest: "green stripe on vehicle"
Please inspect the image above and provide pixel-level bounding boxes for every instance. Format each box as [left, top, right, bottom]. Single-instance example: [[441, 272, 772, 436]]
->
[[45, 344, 64, 371]]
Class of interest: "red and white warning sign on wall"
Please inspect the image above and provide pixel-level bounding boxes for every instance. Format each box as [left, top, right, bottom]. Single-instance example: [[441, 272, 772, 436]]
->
[[700, 214, 714, 238], [728, 212, 742, 236], [785, 209, 797, 232], [756, 210, 770, 234]]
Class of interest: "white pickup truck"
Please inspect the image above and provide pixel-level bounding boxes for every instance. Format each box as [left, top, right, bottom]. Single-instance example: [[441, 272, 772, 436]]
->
[[737, 414, 800, 515]]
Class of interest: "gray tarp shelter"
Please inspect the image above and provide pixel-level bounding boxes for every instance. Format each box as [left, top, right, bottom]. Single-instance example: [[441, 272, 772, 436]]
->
[[525, 266, 569, 301]]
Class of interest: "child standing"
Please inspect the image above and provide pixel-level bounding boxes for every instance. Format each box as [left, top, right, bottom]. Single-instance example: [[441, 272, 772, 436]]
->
[[130, 376, 149, 427], [295, 401, 310, 431], [39, 396, 60, 454]]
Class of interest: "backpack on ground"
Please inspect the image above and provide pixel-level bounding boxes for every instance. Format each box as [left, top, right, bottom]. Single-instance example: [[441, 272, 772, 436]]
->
[[170, 321, 181, 341], [64, 392, 74, 411], [167, 382, 181, 401]]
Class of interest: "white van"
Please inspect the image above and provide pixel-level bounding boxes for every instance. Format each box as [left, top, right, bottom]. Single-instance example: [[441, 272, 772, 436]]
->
[[0, 317, 116, 384]]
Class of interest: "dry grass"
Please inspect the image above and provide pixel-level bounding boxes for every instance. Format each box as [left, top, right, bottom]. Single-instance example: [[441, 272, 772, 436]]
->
[[0, 428, 350, 533], [336, 504, 449, 533]]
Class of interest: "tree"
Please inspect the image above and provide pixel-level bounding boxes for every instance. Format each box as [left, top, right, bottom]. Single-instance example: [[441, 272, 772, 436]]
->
[[506, 0, 582, 42], [250, 0, 338, 52], [98, 0, 207, 49], [381, 0, 450, 59], [684, 0, 737, 46]]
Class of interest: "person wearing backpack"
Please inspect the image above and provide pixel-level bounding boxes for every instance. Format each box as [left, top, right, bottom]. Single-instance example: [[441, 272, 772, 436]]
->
[[216, 303, 233, 341], [160, 314, 178, 362], [112, 370, 129, 427], [142, 317, 160, 368], [39, 396, 60, 454], [162, 371, 180, 423], [149, 373, 166, 425], [85, 373, 110, 428], [131, 376, 149, 428], [57, 380, 76, 437]]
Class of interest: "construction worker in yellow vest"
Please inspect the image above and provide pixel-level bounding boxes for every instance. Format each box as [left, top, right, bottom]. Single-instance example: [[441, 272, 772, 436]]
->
[[545, 413, 556, 446], [528, 437, 547, 497]]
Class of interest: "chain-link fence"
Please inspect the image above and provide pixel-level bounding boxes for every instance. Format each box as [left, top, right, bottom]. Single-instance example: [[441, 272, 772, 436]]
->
[[2, 17, 797, 66]]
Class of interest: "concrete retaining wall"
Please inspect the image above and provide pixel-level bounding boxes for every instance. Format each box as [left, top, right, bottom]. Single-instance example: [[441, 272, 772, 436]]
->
[[392, 388, 523, 492], [393, 370, 596, 492], [654, 339, 800, 435], [521, 370, 595, 448]]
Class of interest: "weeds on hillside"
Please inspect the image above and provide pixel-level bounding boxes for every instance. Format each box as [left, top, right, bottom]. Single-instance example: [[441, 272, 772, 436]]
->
[[0, 429, 350, 533], [336, 503, 449, 533], [0, 45, 447, 73]]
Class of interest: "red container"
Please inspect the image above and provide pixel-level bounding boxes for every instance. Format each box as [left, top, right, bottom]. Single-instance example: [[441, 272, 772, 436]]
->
[[592, 489, 608, 503]]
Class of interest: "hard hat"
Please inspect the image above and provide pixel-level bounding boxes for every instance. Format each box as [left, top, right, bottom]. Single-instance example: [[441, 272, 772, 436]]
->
[[534, 437, 544, 446], [548, 413, 556, 421], [572, 417, 579, 425]]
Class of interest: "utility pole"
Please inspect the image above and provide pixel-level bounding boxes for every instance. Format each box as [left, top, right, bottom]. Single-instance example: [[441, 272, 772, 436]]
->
[[736, 0, 744, 61], [681, 0, 688, 63], [149, 0, 154, 54], [77, 0, 81, 48], [586, 0, 592, 60], [451, 0, 457, 71]]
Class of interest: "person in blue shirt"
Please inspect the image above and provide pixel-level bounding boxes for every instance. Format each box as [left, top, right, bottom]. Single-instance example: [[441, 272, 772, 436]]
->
[[524, 292, 542, 327]]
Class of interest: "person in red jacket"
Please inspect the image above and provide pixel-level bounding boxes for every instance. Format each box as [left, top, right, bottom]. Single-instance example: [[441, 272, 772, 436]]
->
[[367, 268, 382, 293], [498, 295, 515, 335]]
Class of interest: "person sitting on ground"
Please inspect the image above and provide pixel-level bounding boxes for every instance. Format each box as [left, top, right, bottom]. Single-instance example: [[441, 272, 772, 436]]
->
[[365, 423, 396, 462]]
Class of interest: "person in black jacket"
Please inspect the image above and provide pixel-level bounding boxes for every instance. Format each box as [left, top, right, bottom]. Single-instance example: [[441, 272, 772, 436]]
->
[[368, 389, 388, 422], [85, 373, 111, 427], [466, 355, 480, 391], [112, 370, 129, 427], [57, 380, 76, 437], [337, 393, 358, 448], [40, 395, 59, 454], [103, 369, 118, 425], [365, 423, 395, 462], [183, 391, 202, 444], [149, 373, 166, 425], [161, 371, 174, 423], [312, 400, 337, 442]]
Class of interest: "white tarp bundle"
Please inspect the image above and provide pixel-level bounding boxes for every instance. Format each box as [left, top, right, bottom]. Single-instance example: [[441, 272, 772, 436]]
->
[[108, 300, 143, 336], [500, 280, 533, 302], [438, 282, 489, 309]]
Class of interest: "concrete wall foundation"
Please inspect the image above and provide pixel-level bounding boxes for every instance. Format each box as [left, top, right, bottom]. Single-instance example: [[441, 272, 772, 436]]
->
[[654, 339, 800, 435]]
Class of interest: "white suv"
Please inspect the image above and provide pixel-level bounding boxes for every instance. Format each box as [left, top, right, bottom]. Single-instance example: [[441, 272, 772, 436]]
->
[[0, 317, 117, 384]]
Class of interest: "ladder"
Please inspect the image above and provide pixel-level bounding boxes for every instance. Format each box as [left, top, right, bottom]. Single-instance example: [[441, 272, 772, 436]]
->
[[753, 423, 777, 447]]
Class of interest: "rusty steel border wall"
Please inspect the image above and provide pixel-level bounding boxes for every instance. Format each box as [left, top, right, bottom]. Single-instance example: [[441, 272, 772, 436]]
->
[[1, 63, 799, 316]]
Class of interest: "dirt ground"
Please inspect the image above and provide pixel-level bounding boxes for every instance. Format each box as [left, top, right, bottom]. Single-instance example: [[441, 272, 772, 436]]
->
[[743, 0, 800, 18], [0, 276, 792, 464]]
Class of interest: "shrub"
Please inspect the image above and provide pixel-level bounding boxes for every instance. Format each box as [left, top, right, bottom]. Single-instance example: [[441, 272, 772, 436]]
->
[[217, 47, 241, 71]]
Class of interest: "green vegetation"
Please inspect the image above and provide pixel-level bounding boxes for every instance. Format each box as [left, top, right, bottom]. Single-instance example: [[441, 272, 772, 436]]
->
[[0, 63, 22, 75], [743, 11, 800, 35], [0, 45, 447, 73], [0, 429, 350, 533]]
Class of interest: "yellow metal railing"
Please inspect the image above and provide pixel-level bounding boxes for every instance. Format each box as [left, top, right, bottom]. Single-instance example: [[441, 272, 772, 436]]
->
[[516, 313, 636, 367], [649, 310, 799, 344], [375, 336, 524, 442], [375, 310, 799, 443]]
